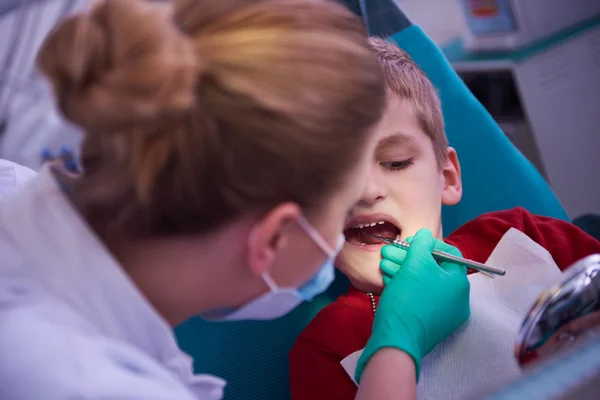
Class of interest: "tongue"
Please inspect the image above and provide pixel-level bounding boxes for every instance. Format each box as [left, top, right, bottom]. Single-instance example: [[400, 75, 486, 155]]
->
[[358, 223, 399, 244], [358, 230, 383, 245]]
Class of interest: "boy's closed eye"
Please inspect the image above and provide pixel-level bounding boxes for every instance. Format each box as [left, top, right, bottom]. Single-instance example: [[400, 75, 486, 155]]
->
[[380, 158, 414, 171]]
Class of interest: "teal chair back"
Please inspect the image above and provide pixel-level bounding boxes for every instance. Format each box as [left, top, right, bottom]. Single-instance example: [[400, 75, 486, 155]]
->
[[175, 22, 568, 400]]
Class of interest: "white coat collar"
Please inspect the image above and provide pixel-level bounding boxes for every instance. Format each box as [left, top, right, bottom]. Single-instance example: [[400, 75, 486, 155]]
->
[[0, 165, 225, 396]]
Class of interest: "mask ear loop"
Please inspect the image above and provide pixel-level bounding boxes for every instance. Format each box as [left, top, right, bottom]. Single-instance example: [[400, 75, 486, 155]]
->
[[261, 272, 279, 292], [297, 215, 335, 257], [250, 216, 335, 291]]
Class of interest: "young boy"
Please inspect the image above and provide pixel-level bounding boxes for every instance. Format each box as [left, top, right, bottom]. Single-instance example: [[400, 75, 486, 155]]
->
[[289, 37, 600, 400]]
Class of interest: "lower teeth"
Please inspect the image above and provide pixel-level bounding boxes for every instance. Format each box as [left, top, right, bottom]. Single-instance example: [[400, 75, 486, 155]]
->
[[357, 233, 401, 246]]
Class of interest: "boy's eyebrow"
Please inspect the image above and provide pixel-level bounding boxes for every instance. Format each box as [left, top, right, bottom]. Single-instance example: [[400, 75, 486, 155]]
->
[[376, 132, 417, 151]]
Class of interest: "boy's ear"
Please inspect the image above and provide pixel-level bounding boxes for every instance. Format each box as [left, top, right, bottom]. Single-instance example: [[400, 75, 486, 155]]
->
[[441, 147, 462, 206]]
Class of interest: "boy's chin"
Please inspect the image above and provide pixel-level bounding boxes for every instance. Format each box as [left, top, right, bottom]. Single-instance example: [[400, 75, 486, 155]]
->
[[336, 252, 385, 294], [349, 276, 384, 295], [339, 268, 385, 294]]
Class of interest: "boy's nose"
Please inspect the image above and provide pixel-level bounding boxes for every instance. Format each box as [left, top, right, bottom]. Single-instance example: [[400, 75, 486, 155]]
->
[[359, 168, 387, 206]]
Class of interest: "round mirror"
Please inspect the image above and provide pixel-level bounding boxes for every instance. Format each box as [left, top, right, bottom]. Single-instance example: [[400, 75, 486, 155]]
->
[[515, 254, 600, 366]]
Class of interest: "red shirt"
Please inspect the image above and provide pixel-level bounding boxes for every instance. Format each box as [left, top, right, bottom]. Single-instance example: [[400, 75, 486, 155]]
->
[[289, 207, 600, 400]]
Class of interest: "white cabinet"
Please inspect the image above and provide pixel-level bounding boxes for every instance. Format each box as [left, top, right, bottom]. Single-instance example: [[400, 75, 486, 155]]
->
[[444, 22, 600, 219]]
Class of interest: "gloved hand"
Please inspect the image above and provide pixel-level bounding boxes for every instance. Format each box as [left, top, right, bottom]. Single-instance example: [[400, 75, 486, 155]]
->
[[355, 228, 470, 383], [379, 235, 413, 286], [41, 146, 79, 173], [379, 235, 460, 286]]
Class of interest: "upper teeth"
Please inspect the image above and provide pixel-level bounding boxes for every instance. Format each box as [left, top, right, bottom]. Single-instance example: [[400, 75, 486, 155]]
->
[[353, 220, 386, 229]]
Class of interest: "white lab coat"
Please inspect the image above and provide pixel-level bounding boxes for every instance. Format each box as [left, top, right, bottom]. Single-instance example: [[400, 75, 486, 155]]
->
[[0, 165, 226, 399], [0, 158, 36, 199]]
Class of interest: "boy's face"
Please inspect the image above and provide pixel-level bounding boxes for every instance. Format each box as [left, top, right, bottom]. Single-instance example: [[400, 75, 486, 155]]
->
[[338, 95, 462, 293]]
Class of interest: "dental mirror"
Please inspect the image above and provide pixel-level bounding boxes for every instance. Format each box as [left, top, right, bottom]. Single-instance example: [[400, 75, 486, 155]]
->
[[515, 254, 600, 367]]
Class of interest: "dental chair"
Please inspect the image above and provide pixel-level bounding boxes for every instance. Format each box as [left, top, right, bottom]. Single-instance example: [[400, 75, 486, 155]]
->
[[175, 2, 567, 399]]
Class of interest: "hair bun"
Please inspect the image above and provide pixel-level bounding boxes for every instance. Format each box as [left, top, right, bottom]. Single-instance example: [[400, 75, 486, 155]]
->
[[37, 0, 198, 133]]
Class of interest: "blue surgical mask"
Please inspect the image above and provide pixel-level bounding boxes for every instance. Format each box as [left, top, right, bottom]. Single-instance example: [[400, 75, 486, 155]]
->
[[202, 216, 344, 321]]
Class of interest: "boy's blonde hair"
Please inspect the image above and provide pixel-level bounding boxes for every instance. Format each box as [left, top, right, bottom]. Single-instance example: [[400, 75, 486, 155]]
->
[[368, 37, 448, 166]]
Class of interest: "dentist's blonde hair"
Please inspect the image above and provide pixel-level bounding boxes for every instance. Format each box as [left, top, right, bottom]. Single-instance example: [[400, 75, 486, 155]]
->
[[37, 0, 385, 238]]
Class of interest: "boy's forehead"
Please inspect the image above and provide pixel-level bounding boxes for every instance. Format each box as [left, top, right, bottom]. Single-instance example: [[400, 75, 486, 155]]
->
[[374, 96, 430, 151], [379, 96, 418, 131], [376, 131, 416, 150]]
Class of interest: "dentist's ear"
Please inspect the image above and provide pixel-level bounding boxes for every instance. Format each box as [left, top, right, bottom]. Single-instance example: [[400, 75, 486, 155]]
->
[[246, 203, 301, 276], [441, 147, 462, 206]]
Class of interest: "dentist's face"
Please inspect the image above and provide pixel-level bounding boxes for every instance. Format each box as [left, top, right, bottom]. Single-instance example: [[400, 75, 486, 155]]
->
[[244, 120, 380, 297]]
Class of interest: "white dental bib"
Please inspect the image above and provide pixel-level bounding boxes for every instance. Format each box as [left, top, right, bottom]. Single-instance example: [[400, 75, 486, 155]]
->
[[341, 228, 564, 399]]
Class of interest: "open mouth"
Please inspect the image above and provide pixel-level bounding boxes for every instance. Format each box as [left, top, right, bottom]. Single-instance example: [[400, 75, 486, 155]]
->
[[344, 219, 401, 247]]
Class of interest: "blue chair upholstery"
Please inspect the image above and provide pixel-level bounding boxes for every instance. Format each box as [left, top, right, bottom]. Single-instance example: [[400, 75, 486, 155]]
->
[[174, 25, 568, 400]]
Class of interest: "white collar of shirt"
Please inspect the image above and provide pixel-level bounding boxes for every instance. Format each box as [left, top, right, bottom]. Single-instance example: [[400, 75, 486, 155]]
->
[[0, 165, 225, 397]]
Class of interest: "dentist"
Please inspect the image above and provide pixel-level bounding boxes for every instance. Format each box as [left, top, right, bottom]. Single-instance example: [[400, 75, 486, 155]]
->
[[0, 0, 470, 399]]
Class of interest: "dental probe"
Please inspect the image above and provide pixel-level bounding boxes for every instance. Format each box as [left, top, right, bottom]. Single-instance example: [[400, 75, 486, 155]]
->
[[362, 232, 506, 276]]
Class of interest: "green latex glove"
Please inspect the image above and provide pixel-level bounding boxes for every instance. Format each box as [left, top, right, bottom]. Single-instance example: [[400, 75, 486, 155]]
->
[[379, 235, 460, 285], [379, 236, 413, 286], [355, 229, 471, 383]]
